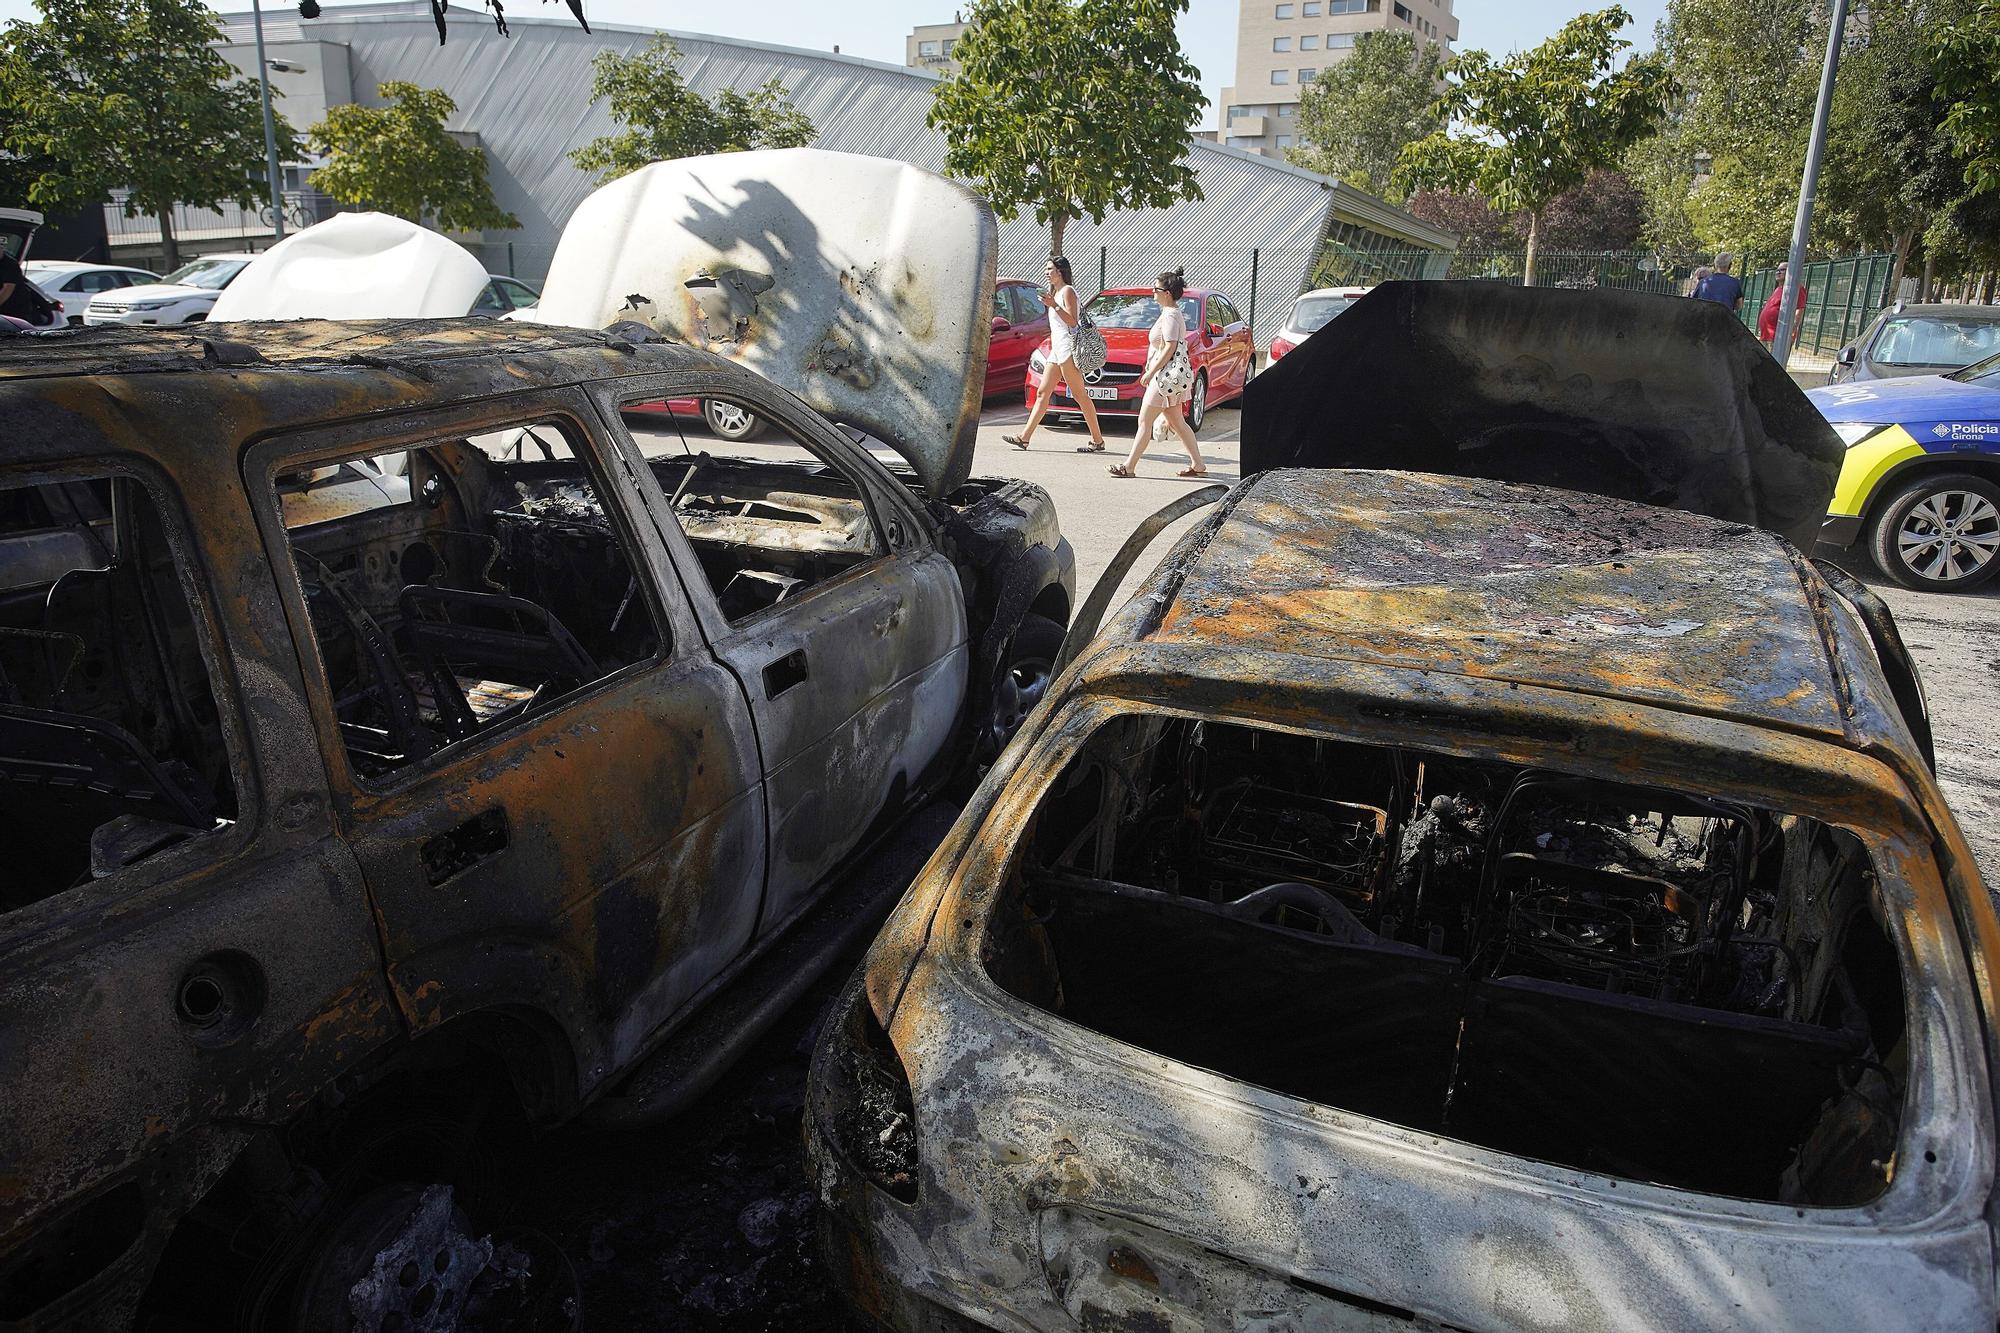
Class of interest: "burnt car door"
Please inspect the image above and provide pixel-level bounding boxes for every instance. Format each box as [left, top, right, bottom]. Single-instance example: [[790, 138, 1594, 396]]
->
[[0, 460, 397, 1323], [248, 393, 767, 1093], [603, 378, 968, 938]]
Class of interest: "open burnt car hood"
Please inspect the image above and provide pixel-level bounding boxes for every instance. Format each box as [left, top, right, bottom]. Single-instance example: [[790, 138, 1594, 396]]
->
[[1241, 283, 1843, 549], [533, 148, 997, 498]]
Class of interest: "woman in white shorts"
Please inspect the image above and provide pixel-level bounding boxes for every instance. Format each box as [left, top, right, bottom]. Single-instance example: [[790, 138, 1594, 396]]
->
[[1004, 255, 1107, 452], [1109, 269, 1205, 478]]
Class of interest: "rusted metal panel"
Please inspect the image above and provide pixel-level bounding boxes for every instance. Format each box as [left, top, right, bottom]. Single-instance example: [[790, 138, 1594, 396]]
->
[[1243, 283, 1845, 551], [1147, 470, 1856, 742]]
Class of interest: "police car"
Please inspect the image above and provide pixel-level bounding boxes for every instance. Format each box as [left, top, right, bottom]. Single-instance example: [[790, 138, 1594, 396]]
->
[[1808, 350, 2000, 591]]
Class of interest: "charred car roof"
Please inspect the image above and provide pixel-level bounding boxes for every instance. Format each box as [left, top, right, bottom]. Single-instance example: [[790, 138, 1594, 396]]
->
[[1091, 469, 1873, 745], [0, 318, 739, 461]]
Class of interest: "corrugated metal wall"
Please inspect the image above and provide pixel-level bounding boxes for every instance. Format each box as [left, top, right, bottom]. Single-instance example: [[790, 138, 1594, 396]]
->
[[220, 1, 1455, 328]]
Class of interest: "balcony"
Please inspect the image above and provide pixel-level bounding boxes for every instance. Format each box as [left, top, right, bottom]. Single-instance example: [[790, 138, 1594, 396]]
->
[[103, 189, 348, 249], [1228, 115, 1269, 139]]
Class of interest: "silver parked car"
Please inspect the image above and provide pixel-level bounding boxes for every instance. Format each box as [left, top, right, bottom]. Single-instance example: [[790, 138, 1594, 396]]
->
[[1830, 302, 2000, 383]]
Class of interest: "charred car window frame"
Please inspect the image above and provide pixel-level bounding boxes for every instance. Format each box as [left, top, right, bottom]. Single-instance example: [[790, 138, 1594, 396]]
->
[[596, 375, 924, 634], [948, 694, 1977, 1222], [0, 456, 255, 912], [247, 393, 682, 799]]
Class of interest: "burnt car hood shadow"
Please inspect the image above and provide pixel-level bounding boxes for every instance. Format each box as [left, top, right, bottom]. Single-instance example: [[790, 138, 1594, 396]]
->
[[1240, 282, 1843, 550], [529, 148, 997, 499]]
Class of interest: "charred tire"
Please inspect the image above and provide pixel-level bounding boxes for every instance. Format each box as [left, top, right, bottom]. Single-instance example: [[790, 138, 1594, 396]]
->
[[1186, 372, 1208, 433], [1866, 472, 2000, 592], [701, 399, 764, 442], [983, 612, 1064, 759]]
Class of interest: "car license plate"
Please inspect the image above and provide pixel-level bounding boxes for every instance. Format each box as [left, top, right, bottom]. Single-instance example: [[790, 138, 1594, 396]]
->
[[1086, 386, 1118, 401]]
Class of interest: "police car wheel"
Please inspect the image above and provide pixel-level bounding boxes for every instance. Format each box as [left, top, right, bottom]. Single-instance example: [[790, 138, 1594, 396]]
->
[[1869, 472, 2000, 592]]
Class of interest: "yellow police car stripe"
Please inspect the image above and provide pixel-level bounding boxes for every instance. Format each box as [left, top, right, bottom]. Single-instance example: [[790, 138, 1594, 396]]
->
[[1830, 425, 1926, 518]]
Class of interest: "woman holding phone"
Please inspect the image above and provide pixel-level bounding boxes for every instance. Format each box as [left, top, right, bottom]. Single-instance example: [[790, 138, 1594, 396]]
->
[[1003, 255, 1108, 452]]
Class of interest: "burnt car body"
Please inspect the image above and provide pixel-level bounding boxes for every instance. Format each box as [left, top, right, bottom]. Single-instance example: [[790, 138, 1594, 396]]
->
[[807, 285, 2000, 1331], [0, 152, 1075, 1331]]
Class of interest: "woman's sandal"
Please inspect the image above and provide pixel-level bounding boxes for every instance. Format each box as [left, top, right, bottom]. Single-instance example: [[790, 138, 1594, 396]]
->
[[1177, 467, 1209, 478], [1075, 441, 1107, 452], [1107, 463, 1134, 478], [1003, 434, 1030, 449]]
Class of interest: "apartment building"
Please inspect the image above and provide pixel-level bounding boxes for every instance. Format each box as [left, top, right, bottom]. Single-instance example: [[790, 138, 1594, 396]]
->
[[1218, 0, 1458, 157], [906, 19, 968, 75]]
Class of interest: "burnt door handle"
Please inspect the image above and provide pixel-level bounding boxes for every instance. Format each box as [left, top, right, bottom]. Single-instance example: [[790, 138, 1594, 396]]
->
[[763, 649, 809, 698]]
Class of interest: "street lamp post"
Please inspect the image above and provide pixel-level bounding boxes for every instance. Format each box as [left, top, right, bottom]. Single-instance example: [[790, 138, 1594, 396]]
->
[[1772, 0, 1849, 361], [250, 0, 286, 242]]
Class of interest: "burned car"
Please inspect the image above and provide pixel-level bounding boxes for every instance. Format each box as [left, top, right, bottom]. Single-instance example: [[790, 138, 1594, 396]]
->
[[807, 286, 2000, 1331], [0, 152, 1073, 1329]]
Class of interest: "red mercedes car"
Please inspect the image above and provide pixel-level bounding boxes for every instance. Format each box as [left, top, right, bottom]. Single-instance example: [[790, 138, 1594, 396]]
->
[[1024, 285, 1257, 431]]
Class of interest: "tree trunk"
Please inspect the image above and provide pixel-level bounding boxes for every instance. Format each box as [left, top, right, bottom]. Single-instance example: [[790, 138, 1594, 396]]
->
[[1049, 213, 1069, 262], [157, 197, 179, 272], [1522, 211, 1541, 288], [1982, 270, 1996, 305], [1886, 228, 1914, 307], [1920, 252, 1935, 302]]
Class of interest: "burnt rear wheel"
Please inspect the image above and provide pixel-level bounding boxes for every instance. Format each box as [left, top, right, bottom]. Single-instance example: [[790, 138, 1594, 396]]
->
[[982, 612, 1064, 759]]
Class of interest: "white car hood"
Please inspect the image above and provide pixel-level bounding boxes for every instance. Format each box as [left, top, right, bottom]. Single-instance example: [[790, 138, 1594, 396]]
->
[[209, 213, 487, 322], [529, 148, 996, 498]]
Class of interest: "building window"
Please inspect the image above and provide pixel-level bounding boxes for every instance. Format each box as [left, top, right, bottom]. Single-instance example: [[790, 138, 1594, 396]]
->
[[1275, 3, 1294, 15], [1276, 135, 1294, 148], [1394, 1, 1413, 20], [918, 40, 940, 56], [1301, 33, 1320, 48], [1227, 105, 1247, 120], [1302, 0, 1321, 12], [1270, 68, 1290, 83], [942, 37, 956, 53], [1298, 67, 1317, 82], [1326, 32, 1356, 47], [1278, 103, 1295, 117], [1273, 35, 1292, 50], [1328, 0, 1368, 12]]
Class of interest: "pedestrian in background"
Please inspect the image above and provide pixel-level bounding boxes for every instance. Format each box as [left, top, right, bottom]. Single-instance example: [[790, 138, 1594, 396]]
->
[[1687, 264, 1713, 297], [1109, 270, 1205, 479], [1004, 256, 1107, 453], [1758, 261, 1807, 349], [1693, 254, 1743, 311]]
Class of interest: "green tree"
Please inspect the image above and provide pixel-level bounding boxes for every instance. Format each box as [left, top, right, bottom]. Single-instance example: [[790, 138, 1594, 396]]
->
[[928, 0, 1204, 259], [1398, 6, 1671, 285], [570, 34, 815, 184], [0, 0, 298, 268], [309, 82, 517, 232], [1934, 0, 2000, 197], [1289, 30, 1443, 202]]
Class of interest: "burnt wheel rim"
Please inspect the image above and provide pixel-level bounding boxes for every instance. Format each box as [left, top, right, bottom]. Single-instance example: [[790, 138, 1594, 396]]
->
[[1897, 490, 2000, 583], [988, 654, 1053, 750]]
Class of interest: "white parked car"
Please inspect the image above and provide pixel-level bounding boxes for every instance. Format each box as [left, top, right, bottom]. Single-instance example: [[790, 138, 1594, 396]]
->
[[1268, 285, 1371, 361], [83, 254, 255, 325], [22, 261, 161, 325]]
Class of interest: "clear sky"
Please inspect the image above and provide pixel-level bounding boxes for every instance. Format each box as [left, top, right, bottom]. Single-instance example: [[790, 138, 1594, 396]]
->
[[0, 0, 1672, 129]]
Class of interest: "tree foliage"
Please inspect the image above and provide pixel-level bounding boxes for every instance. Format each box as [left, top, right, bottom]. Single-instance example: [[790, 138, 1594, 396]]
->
[[309, 82, 517, 232], [1933, 0, 2000, 198], [571, 35, 815, 184], [928, 0, 1204, 259], [1407, 169, 1645, 251], [0, 0, 298, 266], [1288, 30, 1442, 202], [1397, 6, 1671, 283]]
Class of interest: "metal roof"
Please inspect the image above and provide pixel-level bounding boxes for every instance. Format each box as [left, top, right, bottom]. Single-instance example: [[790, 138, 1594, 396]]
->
[[215, 2, 1456, 320]]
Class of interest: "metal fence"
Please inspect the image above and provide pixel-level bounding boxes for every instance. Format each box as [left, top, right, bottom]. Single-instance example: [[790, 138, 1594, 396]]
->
[[1740, 252, 1896, 357]]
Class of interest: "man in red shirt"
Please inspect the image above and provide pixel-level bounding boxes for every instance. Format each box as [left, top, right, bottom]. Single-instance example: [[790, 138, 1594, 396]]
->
[[1758, 261, 1807, 347]]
